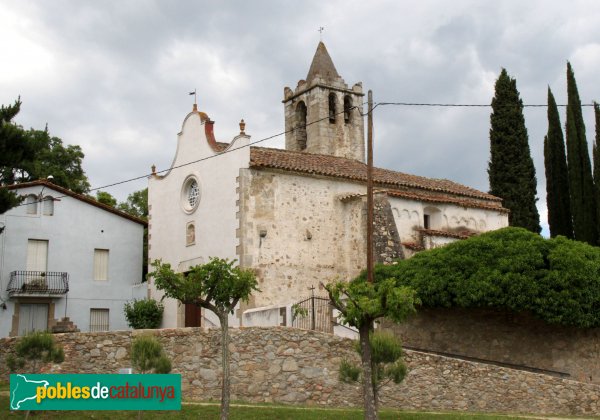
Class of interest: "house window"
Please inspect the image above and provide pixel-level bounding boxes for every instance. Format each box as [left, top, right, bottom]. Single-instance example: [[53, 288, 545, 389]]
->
[[423, 206, 442, 230], [18, 303, 49, 335], [328, 92, 337, 123], [25, 194, 38, 215], [42, 196, 54, 216], [89, 308, 109, 332], [27, 239, 48, 273], [344, 96, 352, 123], [93, 249, 109, 281], [186, 223, 195, 246], [423, 214, 430, 229]]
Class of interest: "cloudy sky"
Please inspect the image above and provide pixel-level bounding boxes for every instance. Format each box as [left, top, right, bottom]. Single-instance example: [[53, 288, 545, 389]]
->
[[2, 1, 600, 234]]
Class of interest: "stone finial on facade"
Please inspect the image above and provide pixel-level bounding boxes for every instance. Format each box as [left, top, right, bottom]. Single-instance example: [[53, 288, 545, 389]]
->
[[239, 119, 246, 135], [151, 164, 156, 175]]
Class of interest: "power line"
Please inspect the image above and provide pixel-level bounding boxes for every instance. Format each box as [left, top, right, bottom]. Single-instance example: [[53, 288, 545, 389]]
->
[[378, 102, 597, 107], [6, 103, 368, 207], [4, 99, 598, 208]]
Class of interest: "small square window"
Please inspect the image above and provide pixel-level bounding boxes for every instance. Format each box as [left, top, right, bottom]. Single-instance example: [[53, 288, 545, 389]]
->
[[90, 308, 109, 332]]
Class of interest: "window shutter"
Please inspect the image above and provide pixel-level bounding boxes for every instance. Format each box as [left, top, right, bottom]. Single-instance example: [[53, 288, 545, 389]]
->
[[93, 249, 109, 281]]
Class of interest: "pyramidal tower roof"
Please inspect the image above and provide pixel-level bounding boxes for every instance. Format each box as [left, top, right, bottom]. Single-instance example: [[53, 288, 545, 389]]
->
[[306, 42, 341, 83]]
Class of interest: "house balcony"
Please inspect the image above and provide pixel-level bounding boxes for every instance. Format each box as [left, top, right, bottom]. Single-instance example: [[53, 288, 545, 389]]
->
[[7, 271, 69, 298]]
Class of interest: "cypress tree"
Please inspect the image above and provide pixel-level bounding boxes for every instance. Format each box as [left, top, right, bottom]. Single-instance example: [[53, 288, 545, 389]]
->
[[544, 87, 573, 238], [565, 62, 597, 245], [488, 68, 541, 233], [593, 102, 600, 234]]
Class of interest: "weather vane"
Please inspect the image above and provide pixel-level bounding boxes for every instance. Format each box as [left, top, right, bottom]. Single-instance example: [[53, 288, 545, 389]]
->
[[318, 26, 324, 41], [189, 89, 197, 106]]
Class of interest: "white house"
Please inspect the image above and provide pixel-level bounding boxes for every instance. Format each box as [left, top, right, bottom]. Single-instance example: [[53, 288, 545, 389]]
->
[[148, 42, 509, 330], [0, 180, 147, 336]]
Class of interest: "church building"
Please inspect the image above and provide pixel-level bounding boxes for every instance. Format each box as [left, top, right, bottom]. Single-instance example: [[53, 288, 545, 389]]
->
[[147, 42, 509, 329]]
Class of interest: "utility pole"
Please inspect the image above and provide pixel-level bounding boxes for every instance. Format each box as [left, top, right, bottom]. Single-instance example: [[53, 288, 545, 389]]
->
[[367, 90, 374, 284]]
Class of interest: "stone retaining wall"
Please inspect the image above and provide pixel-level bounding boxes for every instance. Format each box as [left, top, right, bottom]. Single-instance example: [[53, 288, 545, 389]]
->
[[382, 307, 600, 383], [1, 327, 598, 416]]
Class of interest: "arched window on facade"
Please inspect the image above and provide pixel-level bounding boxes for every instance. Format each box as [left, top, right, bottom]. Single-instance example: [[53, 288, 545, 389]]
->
[[186, 223, 195, 246], [42, 196, 54, 216], [328, 92, 337, 123], [296, 101, 307, 150], [25, 194, 38, 215], [344, 95, 352, 123]]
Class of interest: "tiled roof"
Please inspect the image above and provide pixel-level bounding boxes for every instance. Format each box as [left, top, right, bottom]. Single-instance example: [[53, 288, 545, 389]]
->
[[5, 180, 147, 226], [385, 190, 508, 213], [249, 146, 503, 204], [418, 228, 475, 239]]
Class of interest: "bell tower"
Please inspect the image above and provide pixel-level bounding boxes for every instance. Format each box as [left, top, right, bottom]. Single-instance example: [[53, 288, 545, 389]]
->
[[283, 42, 365, 162]]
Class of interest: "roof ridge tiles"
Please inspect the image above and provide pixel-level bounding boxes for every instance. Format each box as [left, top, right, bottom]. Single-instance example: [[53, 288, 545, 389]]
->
[[249, 146, 502, 203]]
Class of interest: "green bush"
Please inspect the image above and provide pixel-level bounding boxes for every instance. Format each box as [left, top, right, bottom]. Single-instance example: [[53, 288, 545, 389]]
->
[[131, 335, 171, 374], [7, 331, 64, 373], [124, 298, 164, 329], [370, 227, 600, 328]]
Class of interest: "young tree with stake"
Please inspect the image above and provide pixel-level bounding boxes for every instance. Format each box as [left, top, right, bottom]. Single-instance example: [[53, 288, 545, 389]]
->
[[148, 257, 258, 420]]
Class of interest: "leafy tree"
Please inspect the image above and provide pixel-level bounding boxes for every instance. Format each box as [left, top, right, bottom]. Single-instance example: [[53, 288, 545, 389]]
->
[[566, 62, 597, 245], [0, 99, 32, 213], [488, 68, 541, 233], [148, 257, 258, 420], [339, 331, 407, 411], [118, 188, 149, 279], [544, 87, 573, 238], [6, 331, 64, 373], [325, 277, 418, 420], [95, 190, 117, 207], [130, 335, 171, 374], [124, 298, 164, 329], [0, 98, 90, 213], [375, 227, 600, 328], [18, 128, 90, 194], [118, 188, 148, 219]]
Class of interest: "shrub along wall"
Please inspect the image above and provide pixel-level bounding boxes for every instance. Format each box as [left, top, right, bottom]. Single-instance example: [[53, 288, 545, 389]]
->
[[0, 327, 599, 416]]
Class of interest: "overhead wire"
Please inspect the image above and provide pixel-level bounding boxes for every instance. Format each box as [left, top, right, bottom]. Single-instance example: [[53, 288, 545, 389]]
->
[[4, 99, 598, 208]]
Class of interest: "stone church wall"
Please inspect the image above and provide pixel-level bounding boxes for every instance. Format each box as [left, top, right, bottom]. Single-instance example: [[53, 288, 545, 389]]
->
[[1, 327, 599, 415], [237, 168, 367, 309], [382, 307, 600, 384]]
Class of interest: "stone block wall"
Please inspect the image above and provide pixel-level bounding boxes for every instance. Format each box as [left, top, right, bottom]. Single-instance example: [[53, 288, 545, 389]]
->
[[382, 307, 600, 384], [1, 327, 599, 416]]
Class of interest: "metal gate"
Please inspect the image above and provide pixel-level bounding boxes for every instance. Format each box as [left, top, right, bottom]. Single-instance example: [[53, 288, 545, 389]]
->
[[291, 293, 333, 333]]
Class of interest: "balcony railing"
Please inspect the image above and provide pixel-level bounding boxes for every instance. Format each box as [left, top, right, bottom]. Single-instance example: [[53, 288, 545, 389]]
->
[[7, 271, 69, 297]]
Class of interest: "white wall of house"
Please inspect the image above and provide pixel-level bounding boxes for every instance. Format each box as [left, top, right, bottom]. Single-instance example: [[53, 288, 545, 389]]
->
[[0, 184, 146, 337], [148, 109, 249, 328]]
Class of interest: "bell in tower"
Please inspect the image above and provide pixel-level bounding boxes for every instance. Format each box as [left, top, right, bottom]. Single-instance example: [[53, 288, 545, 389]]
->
[[283, 42, 365, 162]]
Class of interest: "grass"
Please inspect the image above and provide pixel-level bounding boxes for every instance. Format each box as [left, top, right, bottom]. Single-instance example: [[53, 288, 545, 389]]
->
[[0, 395, 538, 419]]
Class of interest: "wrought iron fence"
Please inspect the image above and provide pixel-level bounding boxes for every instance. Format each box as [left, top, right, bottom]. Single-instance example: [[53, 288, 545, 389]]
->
[[292, 293, 333, 333], [7, 271, 69, 296]]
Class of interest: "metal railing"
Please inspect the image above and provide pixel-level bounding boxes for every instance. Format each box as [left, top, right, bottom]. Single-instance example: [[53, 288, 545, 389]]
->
[[7, 271, 69, 296]]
